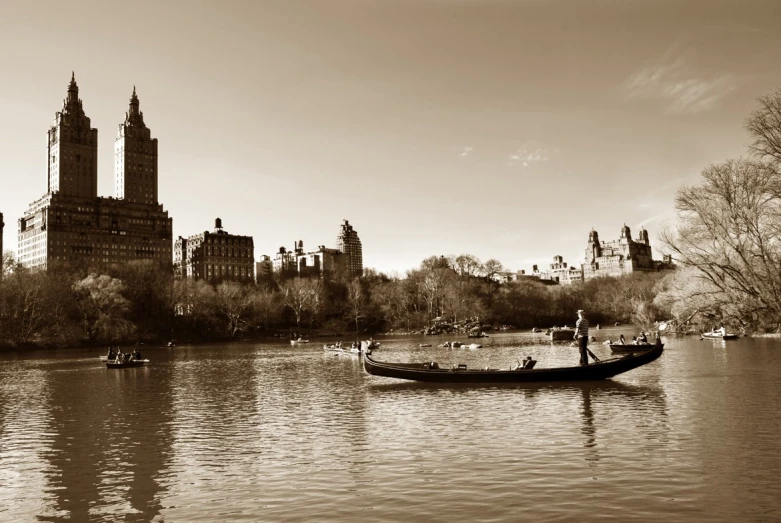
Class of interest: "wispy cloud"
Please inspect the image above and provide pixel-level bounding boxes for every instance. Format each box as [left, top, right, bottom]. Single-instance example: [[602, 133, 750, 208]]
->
[[458, 146, 473, 157], [623, 50, 736, 113], [507, 141, 556, 168]]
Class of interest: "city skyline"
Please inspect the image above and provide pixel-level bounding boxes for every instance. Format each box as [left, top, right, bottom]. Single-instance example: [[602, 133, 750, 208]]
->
[[2, 1, 781, 274]]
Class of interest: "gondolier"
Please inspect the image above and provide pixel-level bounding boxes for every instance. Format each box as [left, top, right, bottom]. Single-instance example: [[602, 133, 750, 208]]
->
[[574, 309, 591, 366]]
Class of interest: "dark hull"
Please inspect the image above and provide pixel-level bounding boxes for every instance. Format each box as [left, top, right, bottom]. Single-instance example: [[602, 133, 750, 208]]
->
[[106, 359, 148, 368], [363, 344, 663, 383], [610, 343, 662, 352]]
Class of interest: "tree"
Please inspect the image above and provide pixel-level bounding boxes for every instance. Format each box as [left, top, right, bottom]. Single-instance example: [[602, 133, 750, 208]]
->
[[745, 88, 781, 167], [216, 281, 256, 337], [346, 278, 365, 333], [661, 158, 781, 328], [281, 278, 323, 330], [73, 273, 134, 342]]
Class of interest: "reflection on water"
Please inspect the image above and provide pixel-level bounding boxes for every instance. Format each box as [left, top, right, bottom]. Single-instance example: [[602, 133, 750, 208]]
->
[[1, 332, 780, 521]]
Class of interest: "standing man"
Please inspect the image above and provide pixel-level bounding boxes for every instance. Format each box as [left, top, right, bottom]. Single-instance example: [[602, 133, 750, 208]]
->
[[574, 309, 590, 366]]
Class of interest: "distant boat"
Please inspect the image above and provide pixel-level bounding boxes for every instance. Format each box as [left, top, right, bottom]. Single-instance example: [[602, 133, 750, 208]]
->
[[549, 329, 576, 341], [290, 339, 310, 346], [701, 332, 738, 340], [106, 359, 149, 369]]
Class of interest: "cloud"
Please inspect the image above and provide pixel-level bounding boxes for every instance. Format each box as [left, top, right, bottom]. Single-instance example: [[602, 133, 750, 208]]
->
[[623, 51, 736, 113], [508, 141, 555, 168], [458, 146, 473, 157]]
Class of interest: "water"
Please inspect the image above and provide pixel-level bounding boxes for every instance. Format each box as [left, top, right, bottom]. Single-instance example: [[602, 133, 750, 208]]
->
[[1, 329, 780, 522]]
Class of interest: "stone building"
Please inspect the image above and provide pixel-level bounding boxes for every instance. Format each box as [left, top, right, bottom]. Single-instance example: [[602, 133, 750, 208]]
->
[[533, 256, 584, 285], [336, 219, 363, 278], [174, 218, 254, 283], [582, 225, 655, 280], [17, 74, 172, 270], [255, 255, 274, 285], [271, 240, 347, 280]]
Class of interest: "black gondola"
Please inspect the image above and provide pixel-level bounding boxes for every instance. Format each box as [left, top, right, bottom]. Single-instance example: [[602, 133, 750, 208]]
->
[[362, 344, 663, 383]]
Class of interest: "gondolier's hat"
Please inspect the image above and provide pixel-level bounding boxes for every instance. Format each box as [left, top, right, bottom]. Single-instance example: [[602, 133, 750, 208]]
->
[[577, 309, 585, 314]]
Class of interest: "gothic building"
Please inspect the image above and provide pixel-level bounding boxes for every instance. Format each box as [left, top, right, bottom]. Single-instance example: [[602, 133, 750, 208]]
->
[[174, 218, 254, 283], [336, 219, 363, 278], [17, 74, 172, 270], [582, 224, 655, 280]]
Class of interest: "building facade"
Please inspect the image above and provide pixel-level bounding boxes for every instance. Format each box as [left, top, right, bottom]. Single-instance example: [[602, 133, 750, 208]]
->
[[18, 75, 172, 270], [174, 218, 254, 283], [582, 225, 655, 280], [336, 219, 363, 278], [256, 255, 274, 285], [271, 239, 347, 280], [532, 255, 584, 285]]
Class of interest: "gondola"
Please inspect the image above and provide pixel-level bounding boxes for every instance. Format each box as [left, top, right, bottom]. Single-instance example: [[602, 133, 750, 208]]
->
[[363, 343, 663, 383], [609, 343, 663, 352], [106, 359, 149, 369]]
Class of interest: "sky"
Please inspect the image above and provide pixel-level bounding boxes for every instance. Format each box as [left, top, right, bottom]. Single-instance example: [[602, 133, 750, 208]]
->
[[2, 0, 781, 275]]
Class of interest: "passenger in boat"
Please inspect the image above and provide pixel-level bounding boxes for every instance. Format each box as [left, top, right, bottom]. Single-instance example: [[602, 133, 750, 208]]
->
[[632, 336, 638, 345], [134, 350, 142, 360], [574, 310, 591, 366], [107, 347, 116, 360], [718, 322, 726, 336], [638, 332, 648, 344], [619, 334, 626, 345]]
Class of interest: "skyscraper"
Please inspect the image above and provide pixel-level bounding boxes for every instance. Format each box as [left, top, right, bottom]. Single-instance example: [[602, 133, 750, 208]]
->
[[336, 219, 363, 278], [18, 74, 172, 270]]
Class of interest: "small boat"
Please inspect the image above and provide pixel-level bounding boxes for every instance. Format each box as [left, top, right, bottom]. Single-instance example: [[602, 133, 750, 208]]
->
[[701, 332, 738, 340], [610, 343, 663, 353], [363, 343, 663, 383], [419, 343, 432, 347], [106, 359, 149, 369], [549, 329, 576, 341], [290, 338, 310, 346], [467, 343, 482, 349]]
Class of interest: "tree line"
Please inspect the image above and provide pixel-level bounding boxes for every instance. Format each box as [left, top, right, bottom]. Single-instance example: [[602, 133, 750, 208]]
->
[[0, 252, 673, 350]]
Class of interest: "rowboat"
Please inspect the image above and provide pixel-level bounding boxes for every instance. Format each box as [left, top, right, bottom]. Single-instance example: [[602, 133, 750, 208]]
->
[[549, 329, 576, 341], [363, 343, 663, 383], [106, 359, 149, 369], [290, 339, 310, 346], [701, 332, 738, 340], [610, 343, 663, 353]]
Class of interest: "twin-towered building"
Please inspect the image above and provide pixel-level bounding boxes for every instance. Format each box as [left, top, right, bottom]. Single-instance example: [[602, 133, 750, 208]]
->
[[11, 74, 365, 282], [17, 74, 172, 270]]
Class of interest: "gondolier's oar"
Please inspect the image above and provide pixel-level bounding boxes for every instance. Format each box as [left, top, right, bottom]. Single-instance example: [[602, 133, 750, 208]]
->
[[587, 347, 600, 362]]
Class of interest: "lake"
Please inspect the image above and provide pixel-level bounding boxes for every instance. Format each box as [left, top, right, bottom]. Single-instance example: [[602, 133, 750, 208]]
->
[[1, 328, 780, 522]]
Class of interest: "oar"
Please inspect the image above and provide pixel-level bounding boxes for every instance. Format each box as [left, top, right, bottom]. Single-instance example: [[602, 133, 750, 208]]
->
[[587, 347, 601, 362]]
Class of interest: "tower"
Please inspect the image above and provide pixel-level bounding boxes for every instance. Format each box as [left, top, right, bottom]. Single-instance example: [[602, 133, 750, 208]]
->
[[619, 224, 632, 242], [47, 72, 98, 198], [336, 219, 363, 278], [115, 86, 158, 204], [638, 227, 650, 245], [585, 228, 601, 262]]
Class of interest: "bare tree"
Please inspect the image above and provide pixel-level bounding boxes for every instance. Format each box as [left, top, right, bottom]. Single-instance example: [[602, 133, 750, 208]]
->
[[661, 158, 781, 327], [746, 88, 781, 167], [216, 281, 256, 337], [281, 278, 323, 330], [346, 278, 365, 333]]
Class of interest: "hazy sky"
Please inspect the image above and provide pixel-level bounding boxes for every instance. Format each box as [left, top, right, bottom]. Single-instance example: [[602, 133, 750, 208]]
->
[[2, 0, 781, 274]]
